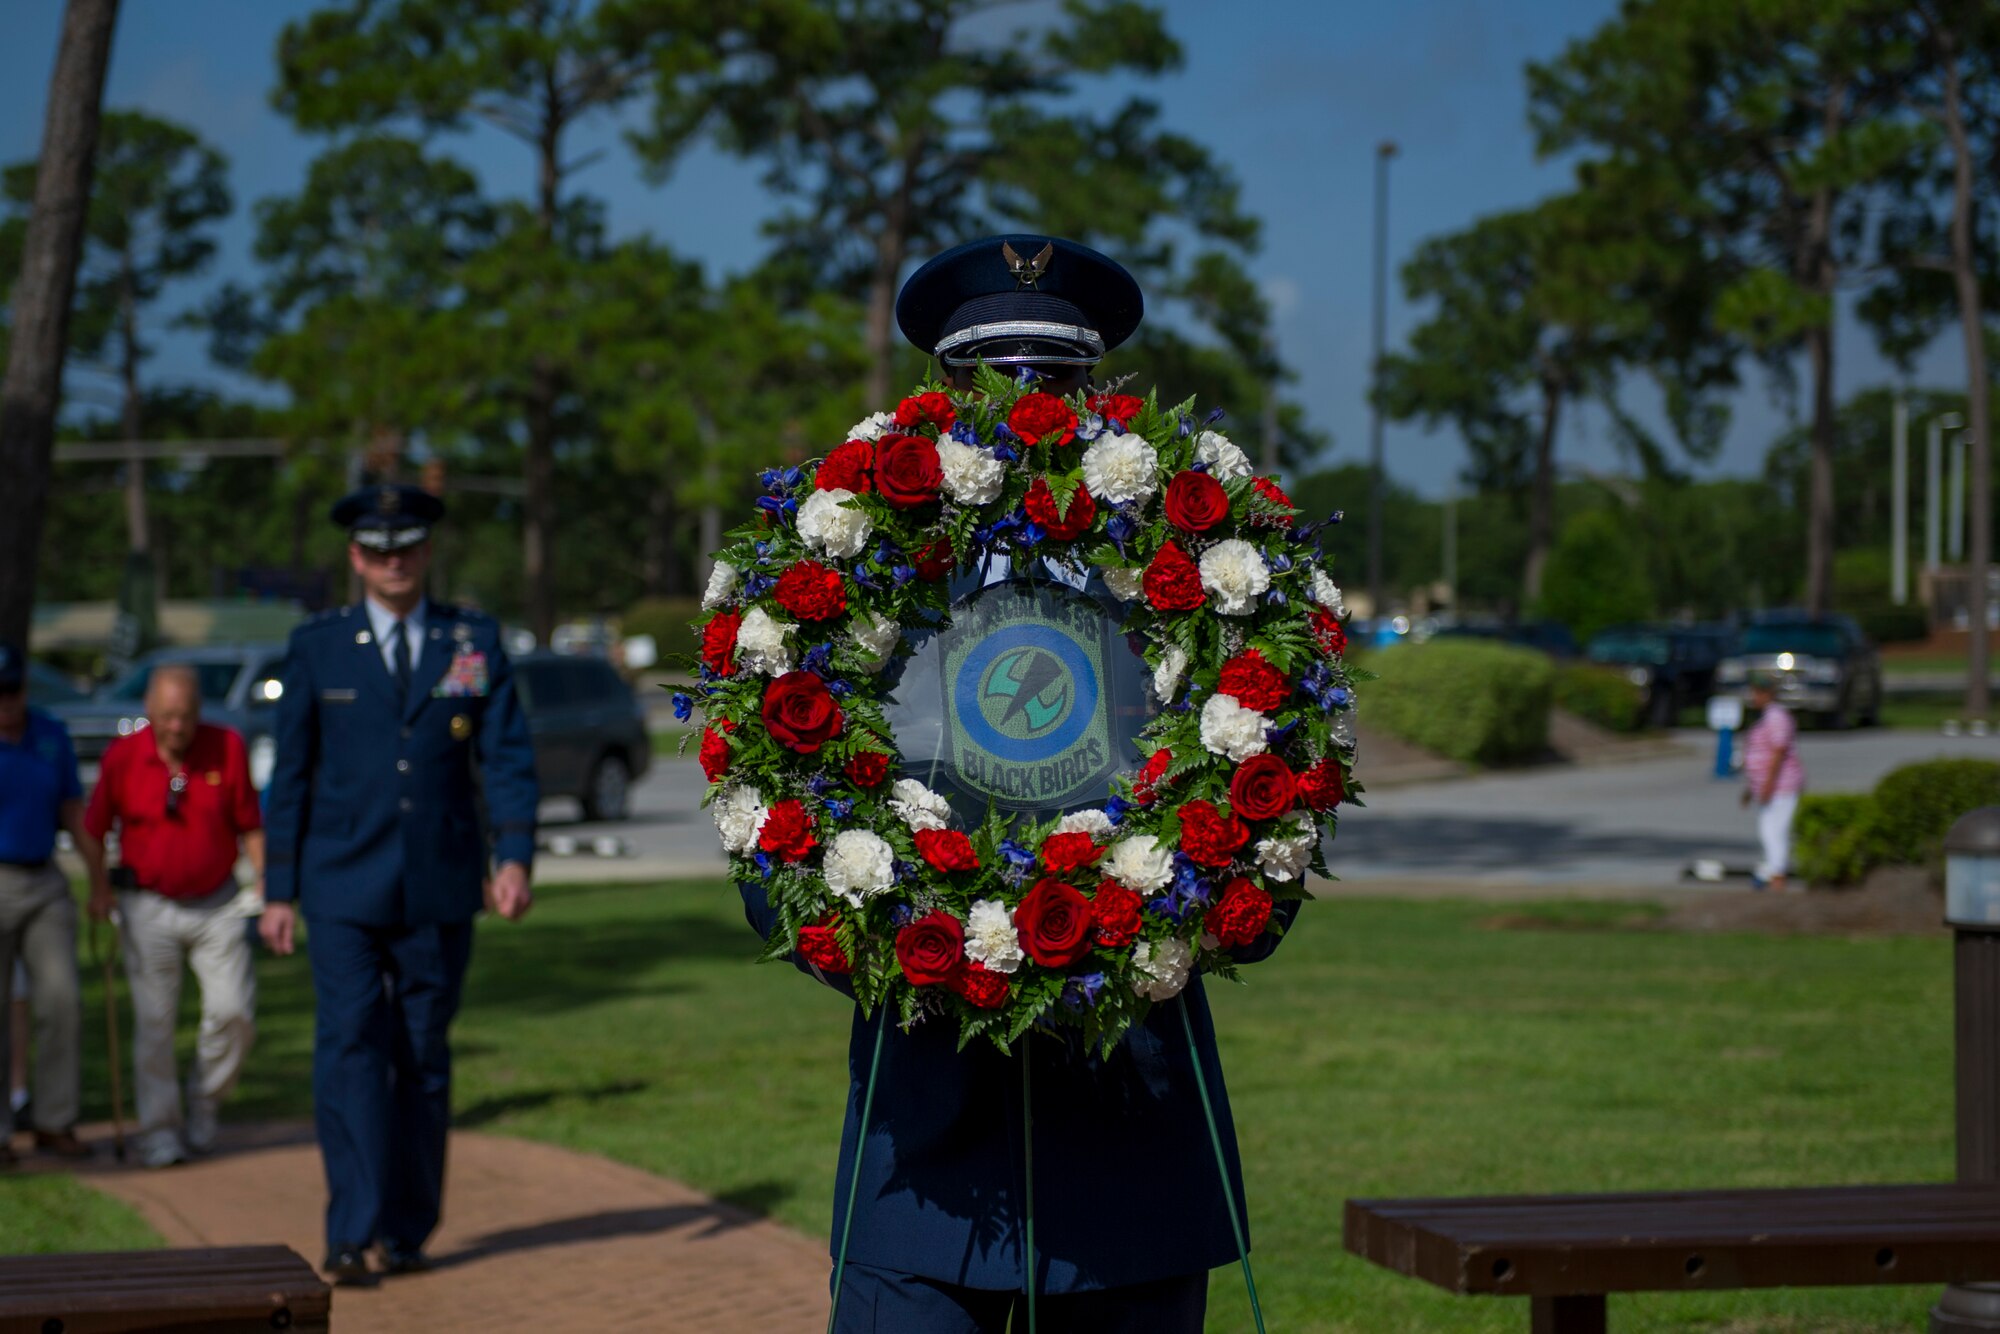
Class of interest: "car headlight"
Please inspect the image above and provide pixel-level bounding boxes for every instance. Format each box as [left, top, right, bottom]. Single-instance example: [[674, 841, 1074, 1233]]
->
[[1626, 666, 1653, 687]]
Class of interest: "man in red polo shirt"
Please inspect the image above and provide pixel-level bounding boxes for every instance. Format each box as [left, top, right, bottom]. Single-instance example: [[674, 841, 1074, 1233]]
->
[[79, 664, 263, 1168]]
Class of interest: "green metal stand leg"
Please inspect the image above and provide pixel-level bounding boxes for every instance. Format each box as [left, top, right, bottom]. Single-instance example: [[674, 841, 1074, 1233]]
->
[[1022, 1039, 1038, 1334], [1179, 997, 1268, 1334], [827, 1009, 888, 1334]]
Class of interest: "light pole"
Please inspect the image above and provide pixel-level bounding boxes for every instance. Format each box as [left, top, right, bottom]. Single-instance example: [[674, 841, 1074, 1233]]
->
[[1367, 139, 1398, 624], [1931, 412, 1965, 576], [1953, 427, 1969, 563], [1894, 395, 1909, 605], [1933, 807, 2000, 1331]]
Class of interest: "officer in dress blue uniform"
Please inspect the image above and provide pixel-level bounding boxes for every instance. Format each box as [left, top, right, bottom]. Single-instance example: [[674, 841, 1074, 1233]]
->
[[743, 235, 1303, 1333], [261, 485, 538, 1283]]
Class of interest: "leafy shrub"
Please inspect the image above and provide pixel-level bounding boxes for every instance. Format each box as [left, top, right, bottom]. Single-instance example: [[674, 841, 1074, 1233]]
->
[[1847, 600, 1930, 645], [622, 596, 703, 664], [1534, 509, 1654, 645], [1365, 639, 1554, 765], [1793, 794, 1885, 886], [1870, 758, 2000, 867], [1552, 663, 1648, 733]]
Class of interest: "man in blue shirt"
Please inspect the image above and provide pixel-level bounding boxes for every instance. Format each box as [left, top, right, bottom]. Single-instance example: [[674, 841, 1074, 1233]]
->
[[0, 642, 99, 1166]]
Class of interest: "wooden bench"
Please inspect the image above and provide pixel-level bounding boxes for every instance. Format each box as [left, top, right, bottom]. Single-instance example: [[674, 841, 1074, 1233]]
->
[[0, 1245, 330, 1334], [1345, 1184, 2000, 1332]]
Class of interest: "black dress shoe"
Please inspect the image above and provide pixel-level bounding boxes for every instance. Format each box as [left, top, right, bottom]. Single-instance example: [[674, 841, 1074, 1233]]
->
[[321, 1249, 373, 1284], [379, 1245, 432, 1275]]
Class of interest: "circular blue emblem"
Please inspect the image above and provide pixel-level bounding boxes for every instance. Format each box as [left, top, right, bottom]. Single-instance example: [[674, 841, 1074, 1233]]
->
[[952, 623, 1101, 766]]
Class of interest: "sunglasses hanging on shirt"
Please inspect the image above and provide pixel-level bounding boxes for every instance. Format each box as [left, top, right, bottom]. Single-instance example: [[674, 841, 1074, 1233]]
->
[[166, 771, 189, 819]]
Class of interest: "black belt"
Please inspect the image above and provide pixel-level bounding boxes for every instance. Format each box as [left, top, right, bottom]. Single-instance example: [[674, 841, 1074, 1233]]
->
[[0, 858, 51, 870]]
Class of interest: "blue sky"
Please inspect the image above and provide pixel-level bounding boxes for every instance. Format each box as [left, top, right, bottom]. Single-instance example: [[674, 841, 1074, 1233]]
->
[[0, 0, 1964, 497]]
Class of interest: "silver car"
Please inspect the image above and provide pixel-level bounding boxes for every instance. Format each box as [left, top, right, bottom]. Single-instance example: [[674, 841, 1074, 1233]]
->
[[50, 645, 291, 785], [1713, 615, 1882, 729]]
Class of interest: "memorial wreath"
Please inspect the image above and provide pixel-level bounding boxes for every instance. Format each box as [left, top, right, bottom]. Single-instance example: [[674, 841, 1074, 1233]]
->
[[682, 366, 1360, 1052]]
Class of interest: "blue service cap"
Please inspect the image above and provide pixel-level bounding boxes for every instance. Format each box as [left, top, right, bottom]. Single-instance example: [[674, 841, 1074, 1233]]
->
[[897, 234, 1144, 370], [330, 483, 444, 552], [0, 642, 23, 691]]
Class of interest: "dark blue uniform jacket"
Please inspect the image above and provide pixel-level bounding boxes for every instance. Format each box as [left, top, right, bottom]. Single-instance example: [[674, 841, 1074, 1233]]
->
[[265, 603, 538, 925], [742, 881, 1300, 1294]]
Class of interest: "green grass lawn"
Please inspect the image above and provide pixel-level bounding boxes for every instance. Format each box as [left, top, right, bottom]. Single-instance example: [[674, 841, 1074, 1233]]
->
[[4, 883, 1956, 1331]]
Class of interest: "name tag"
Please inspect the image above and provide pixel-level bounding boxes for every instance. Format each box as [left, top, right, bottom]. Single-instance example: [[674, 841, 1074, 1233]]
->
[[321, 688, 358, 702]]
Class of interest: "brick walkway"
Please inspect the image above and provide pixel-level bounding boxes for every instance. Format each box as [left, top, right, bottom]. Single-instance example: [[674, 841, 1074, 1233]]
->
[[71, 1121, 829, 1332]]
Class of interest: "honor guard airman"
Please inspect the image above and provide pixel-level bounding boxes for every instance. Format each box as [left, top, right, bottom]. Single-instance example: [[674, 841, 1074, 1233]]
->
[[261, 483, 539, 1283], [742, 236, 1299, 1333]]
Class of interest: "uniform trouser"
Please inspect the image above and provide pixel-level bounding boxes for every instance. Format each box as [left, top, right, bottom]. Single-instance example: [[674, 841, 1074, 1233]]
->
[[117, 883, 255, 1152], [1757, 792, 1800, 881], [831, 1263, 1207, 1334], [0, 863, 80, 1133], [307, 916, 471, 1252]]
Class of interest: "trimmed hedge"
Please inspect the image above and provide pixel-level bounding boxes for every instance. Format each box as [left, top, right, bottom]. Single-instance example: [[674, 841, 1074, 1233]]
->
[[1365, 640, 1554, 766], [1552, 663, 1648, 733], [1794, 758, 2000, 885], [623, 596, 703, 664]]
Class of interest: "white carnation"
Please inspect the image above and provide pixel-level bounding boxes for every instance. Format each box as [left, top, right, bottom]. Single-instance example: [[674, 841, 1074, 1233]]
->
[[1310, 567, 1347, 617], [1195, 431, 1252, 480], [935, 437, 1006, 505], [797, 488, 873, 560], [1200, 692, 1269, 762], [701, 560, 739, 609], [823, 829, 896, 907], [1103, 833, 1174, 894], [847, 412, 895, 442], [1055, 809, 1115, 840], [963, 899, 1024, 974], [1101, 566, 1145, 602], [712, 786, 768, 854], [1081, 433, 1159, 506], [1131, 937, 1193, 1001], [1198, 539, 1271, 616], [1152, 645, 1189, 704], [735, 606, 796, 677], [1256, 824, 1318, 882], [850, 611, 901, 673], [889, 778, 953, 832]]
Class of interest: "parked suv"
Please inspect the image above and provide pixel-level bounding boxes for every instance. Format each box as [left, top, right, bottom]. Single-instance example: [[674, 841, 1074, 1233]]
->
[[51, 645, 290, 784], [1714, 613, 1882, 728], [512, 652, 651, 822], [1585, 624, 1736, 728]]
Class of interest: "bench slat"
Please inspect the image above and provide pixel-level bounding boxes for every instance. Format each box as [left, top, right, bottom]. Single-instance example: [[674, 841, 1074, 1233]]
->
[[0, 1246, 330, 1334], [1346, 1184, 2000, 1297]]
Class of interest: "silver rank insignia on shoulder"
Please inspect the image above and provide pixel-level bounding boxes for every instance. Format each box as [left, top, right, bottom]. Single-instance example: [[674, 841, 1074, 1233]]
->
[[356, 630, 373, 645]]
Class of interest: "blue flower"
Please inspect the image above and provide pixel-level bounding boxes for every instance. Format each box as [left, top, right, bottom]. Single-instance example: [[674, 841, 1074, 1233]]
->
[[1265, 589, 1288, 607], [1269, 552, 1293, 573], [1266, 718, 1301, 745], [1015, 365, 1039, 385], [1177, 415, 1193, 439], [1103, 795, 1132, 826], [755, 495, 796, 519], [753, 851, 773, 875], [754, 540, 772, 561], [780, 465, 803, 490], [950, 420, 980, 445], [853, 566, 882, 590], [891, 563, 917, 588], [995, 424, 1020, 445], [757, 468, 780, 491], [742, 573, 775, 601], [889, 904, 915, 928], [991, 442, 1020, 463], [824, 798, 854, 821], [1020, 521, 1046, 548], [1330, 686, 1353, 708], [806, 773, 835, 796], [802, 642, 835, 677], [827, 680, 853, 698], [1060, 973, 1108, 1011], [1077, 413, 1107, 443], [1204, 406, 1226, 425], [697, 665, 718, 684], [998, 840, 1037, 881], [671, 692, 693, 722], [1106, 511, 1138, 554]]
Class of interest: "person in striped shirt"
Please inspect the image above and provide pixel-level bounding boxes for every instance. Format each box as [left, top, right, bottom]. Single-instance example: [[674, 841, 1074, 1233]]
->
[[1741, 673, 1806, 892]]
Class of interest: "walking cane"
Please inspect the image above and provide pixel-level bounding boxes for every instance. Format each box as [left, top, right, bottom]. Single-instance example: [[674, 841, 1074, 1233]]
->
[[87, 909, 127, 1164]]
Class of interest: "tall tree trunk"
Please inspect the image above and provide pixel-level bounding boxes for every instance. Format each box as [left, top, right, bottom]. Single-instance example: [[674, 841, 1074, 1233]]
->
[[523, 80, 562, 645], [864, 227, 902, 408], [1522, 373, 1562, 606], [1801, 93, 1842, 618], [1936, 26, 1992, 716], [119, 262, 149, 554], [0, 0, 118, 646]]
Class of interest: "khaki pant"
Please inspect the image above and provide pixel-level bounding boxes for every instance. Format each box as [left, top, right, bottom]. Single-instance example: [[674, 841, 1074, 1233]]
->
[[0, 863, 80, 1132], [117, 883, 255, 1153]]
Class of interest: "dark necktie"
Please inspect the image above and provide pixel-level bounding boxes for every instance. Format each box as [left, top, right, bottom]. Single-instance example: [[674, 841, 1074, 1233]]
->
[[392, 619, 411, 704]]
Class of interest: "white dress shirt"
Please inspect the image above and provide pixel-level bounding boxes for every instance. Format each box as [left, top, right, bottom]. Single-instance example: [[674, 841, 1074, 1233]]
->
[[364, 596, 428, 675]]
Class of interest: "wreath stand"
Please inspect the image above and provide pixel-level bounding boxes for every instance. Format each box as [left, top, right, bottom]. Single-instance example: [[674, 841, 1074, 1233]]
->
[[825, 1000, 1267, 1334]]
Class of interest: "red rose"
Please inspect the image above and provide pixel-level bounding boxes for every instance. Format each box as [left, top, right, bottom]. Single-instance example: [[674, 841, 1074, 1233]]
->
[[914, 538, 956, 581], [1133, 748, 1172, 805], [844, 751, 891, 787], [761, 671, 845, 754], [700, 608, 743, 676], [1164, 470, 1230, 532], [914, 828, 980, 873], [1248, 476, 1296, 526], [1178, 799, 1249, 868], [1040, 831, 1102, 874], [797, 917, 852, 975], [773, 559, 847, 622], [1298, 758, 1346, 811], [1311, 609, 1348, 656], [698, 725, 731, 783], [1023, 478, 1097, 541], [1218, 649, 1289, 713], [1208, 877, 1274, 949], [816, 440, 874, 493], [895, 391, 956, 431], [874, 433, 944, 509], [1014, 878, 1094, 969], [757, 798, 817, 861], [1085, 393, 1144, 426], [1230, 754, 1297, 822], [950, 960, 1010, 1009], [1008, 392, 1079, 447], [896, 910, 966, 986], [1090, 882, 1143, 948], [1143, 540, 1206, 612]]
